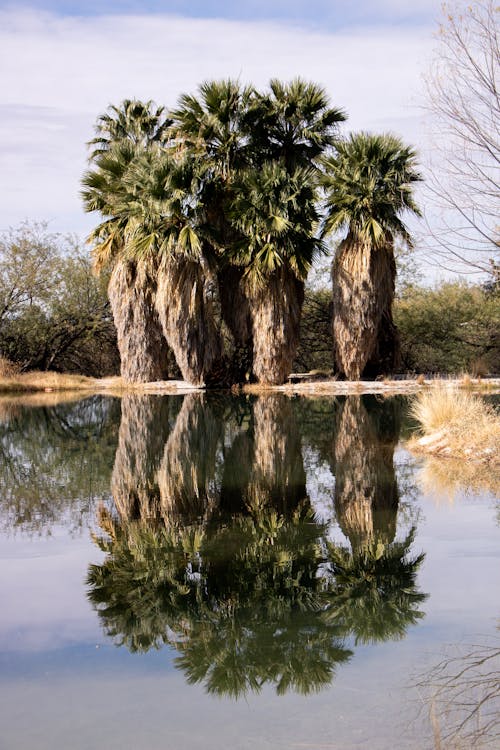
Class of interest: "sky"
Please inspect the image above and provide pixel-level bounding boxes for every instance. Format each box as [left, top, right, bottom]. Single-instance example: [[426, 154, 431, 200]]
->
[[0, 0, 447, 269]]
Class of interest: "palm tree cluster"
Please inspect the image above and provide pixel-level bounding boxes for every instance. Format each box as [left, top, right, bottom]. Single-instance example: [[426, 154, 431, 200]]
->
[[82, 81, 421, 385]]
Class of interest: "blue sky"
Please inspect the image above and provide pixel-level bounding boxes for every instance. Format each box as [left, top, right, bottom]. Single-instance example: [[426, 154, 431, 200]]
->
[[1, 0, 439, 28], [0, 0, 457, 275]]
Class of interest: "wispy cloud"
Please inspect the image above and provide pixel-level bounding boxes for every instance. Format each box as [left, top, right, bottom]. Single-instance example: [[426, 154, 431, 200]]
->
[[0, 7, 434, 234]]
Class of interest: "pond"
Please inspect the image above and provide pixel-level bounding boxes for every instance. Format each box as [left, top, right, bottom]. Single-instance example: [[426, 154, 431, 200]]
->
[[0, 393, 499, 750]]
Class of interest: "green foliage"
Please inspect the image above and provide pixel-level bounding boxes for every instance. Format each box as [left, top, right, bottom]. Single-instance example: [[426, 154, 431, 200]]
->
[[0, 396, 119, 535], [395, 281, 500, 374], [321, 132, 422, 247], [0, 223, 119, 375], [294, 286, 333, 372], [87, 501, 425, 696]]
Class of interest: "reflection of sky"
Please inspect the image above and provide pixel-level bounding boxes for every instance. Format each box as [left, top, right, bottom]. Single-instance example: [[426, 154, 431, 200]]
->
[[1, 446, 499, 748]]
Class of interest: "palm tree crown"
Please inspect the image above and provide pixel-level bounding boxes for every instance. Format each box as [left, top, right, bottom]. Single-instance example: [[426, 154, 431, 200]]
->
[[321, 132, 422, 246], [87, 99, 171, 159]]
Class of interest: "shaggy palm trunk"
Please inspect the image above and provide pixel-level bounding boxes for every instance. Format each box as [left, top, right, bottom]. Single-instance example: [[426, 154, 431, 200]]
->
[[156, 257, 223, 387], [332, 237, 398, 380], [246, 394, 308, 516], [108, 258, 170, 383], [218, 265, 253, 382], [333, 397, 399, 553], [250, 268, 304, 386], [110, 394, 174, 522], [156, 393, 222, 523]]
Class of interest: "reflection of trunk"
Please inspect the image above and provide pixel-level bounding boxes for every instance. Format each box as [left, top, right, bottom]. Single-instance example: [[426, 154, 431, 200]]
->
[[219, 431, 254, 515], [108, 258, 170, 383], [333, 397, 399, 551], [156, 257, 223, 386], [332, 237, 399, 379], [111, 394, 175, 521], [157, 394, 222, 523], [246, 395, 308, 515], [250, 269, 304, 385]]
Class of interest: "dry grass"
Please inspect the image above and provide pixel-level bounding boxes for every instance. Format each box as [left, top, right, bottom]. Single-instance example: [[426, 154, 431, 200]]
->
[[0, 371, 98, 394], [0, 357, 21, 377], [408, 387, 500, 465], [417, 455, 500, 499]]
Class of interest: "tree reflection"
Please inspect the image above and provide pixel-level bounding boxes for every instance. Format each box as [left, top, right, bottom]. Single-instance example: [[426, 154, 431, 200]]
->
[[88, 392, 427, 697], [0, 395, 120, 534], [329, 397, 426, 642], [88, 503, 352, 696], [418, 636, 500, 748]]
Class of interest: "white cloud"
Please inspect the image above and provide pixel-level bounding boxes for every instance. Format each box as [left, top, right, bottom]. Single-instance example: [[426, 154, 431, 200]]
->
[[0, 8, 434, 235]]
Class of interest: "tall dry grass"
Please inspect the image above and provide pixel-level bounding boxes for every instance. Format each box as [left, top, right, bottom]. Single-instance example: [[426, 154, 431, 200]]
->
[[409, 387, 500, 465], [0, 370, 97, 394]]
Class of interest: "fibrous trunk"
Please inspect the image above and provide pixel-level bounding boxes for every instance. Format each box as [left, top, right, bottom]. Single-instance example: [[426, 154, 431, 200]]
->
[[333, 397, 399, 553], [250, 268, 304, 386], [156, 257, 223, 386], [332, 238, 398, 380], [218, 265, 253, 382], [108, 258, 170, 383]]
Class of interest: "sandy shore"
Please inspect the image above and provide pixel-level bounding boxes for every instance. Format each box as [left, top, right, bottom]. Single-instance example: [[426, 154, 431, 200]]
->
[[1, 373, 499, 400]]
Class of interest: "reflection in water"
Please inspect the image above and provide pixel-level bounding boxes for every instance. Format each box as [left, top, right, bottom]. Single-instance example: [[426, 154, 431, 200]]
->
[[418, 637, 500, 749], [330, 398, 425, 644], [111, 394, 177, 522], [88, 393, 427, 697], [157, 395, 223, 523], [333, 397, 400, 551], [0, 396, 120, 534]]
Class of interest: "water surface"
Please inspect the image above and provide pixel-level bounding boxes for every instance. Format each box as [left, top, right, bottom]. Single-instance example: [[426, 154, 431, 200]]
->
[[0, 394, 499, 749]]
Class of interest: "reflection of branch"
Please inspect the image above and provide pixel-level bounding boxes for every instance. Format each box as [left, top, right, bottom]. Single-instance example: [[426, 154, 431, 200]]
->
[[418, 638, 500, 748]]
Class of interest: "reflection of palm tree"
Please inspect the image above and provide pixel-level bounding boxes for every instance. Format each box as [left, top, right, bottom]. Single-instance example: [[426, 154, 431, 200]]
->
[[111, 394, 176, 521], [333, 397, 400, 551], [246, 395, 308, 515], [88, 503, 353, 697], [329, 397, 426, 642], [89, 392, 427, 697], [326, 528, 426, 644], [157, 394, 223, 523]]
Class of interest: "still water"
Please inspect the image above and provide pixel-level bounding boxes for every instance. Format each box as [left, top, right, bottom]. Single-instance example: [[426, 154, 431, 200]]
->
[[0, 394, 499, 749]]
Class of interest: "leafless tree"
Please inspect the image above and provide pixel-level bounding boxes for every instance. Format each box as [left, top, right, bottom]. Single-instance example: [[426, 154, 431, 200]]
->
[[424, 0, 499, 276]]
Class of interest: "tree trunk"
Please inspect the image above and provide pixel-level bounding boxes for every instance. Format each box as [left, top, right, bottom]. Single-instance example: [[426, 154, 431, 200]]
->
[[250, 268, 304, 385], [218, 265, 254, 382], [332, 237, 398, 380], [156, 257, 223, 386], [333, 397, 399, 553], [108, 258, 170, 383]]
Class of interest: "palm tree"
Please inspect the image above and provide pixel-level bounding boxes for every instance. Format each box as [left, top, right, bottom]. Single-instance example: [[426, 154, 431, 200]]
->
[[82, 101, 171, 383], [170, 78, 346, 385], [321, 132, 421, 380], [230, 80, 345, 384], [228, 163, 321, 384], [87, 98, 170, 158], [169, 80, 255, 379]]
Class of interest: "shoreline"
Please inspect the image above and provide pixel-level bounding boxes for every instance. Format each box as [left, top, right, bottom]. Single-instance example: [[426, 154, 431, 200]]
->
[[0, 373, 499, 400]]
